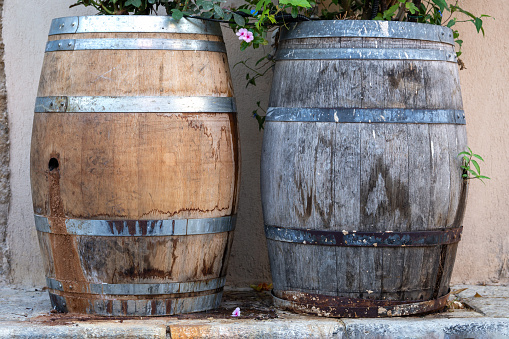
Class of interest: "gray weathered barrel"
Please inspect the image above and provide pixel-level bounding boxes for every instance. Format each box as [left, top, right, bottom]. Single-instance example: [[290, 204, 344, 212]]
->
[[262, 20, 467, 317], [31, 16, 240, 316]]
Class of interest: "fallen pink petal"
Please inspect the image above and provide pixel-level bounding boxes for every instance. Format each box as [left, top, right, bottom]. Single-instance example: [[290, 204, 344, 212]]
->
[[231, 307, 241, 317]]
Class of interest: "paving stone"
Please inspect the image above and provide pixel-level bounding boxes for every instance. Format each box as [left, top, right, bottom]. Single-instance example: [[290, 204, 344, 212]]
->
[[343, 318, 509, 339], [0, 284, 507, 338]]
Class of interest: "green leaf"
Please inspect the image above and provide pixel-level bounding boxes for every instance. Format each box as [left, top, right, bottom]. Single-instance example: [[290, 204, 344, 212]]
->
[[458, 151, 470, 156], [171, 9, 184, 20], [125, 0, 142, 7], [405, 2, 418, 14], [474, 17, 483, 34], [233, 13, 246, 26], [236, 8, 251, 15], [471, 159, 481, 174], [383, 4, 400, 20], [255, 56, 266, 66], [201, 2, 213, 11], [291, 6, 298, 18], [467, 169, 477, 176], [213, 4, 224, 18], [478, 175, 491, 180], [431, 0, 448, 11], [447, 18, 457, 28], [279, 0, 312, 8], [473, 154, 485, 161], [240, 40, 249, 51]]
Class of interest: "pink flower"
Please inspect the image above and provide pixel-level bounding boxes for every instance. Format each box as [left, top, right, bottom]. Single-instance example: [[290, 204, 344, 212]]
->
[[231, 307, 241, 317], [236, 28, 254, 43], [244, 31, 254, 43]]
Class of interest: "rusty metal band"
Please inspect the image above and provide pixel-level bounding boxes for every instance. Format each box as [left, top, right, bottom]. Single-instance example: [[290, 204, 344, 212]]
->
[[49, 16, 222, 36], [265, 225, 462, 247], [35, 215, 236, 236], [46, 38, 226, 53], [275, 47, 457, 62], [266, 107, 466, 124], [49, 291, 223, 316], [35, 96, 237, 113], [272, 290, 450, 317], [46, 276, 226, 295], [279, 20, 455, 45]]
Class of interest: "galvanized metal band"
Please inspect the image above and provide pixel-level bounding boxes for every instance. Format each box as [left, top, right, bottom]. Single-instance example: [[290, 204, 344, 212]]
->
[[45, 38, 226, 53], [34, 96, 237, 113], [49, 291, 223, 316], [279, 20, 455, 45], [35, 215, 236, 236], [46, 276, 226, 295], [265, 225, 463, 247], [275, 47, 457, 62], [49, 16, 222, 36], [272, 290, 450, 317], [266, 107, 466, 124]]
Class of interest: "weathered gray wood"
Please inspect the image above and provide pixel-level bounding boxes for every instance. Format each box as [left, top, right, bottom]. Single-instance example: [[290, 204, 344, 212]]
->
[[384, 124, 410, 230], [333, 123, 361, 231], [263, 21, 468, 312], [266, 239, 288, 291], [384, 60, 406, 108], [317, 246, 338, 296], [260, 120, 279, 226], [360, 124, 386, 231], [438, 243, 459, 296], [429, 125, 451, 228], [403, 124, 431, 300], [336, 247, 360, 298], [361, 57, 385, 109], [358, 247, 383, 299]]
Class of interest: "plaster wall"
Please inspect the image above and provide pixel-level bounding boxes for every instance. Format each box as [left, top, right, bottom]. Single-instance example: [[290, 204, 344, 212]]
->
[[1, 0, 507, 287]]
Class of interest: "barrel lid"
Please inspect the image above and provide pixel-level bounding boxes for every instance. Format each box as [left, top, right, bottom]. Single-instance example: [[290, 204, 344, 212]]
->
[[49, 16, 223, 36], [279, 20, 455, 46]]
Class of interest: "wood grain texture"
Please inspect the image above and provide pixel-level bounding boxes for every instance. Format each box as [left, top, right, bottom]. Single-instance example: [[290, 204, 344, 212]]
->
[[31, 20, 238, 316], [31, 113, 237, 219], [262, 24, 467, 307]]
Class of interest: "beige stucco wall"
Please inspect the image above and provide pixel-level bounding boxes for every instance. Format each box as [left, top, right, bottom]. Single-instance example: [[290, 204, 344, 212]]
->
[[2, 0, 507, 287]]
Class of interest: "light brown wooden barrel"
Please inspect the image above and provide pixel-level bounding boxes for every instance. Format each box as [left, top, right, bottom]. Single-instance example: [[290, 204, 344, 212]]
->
[[262, 20, 467, 317], [30, 16, 240, 316]]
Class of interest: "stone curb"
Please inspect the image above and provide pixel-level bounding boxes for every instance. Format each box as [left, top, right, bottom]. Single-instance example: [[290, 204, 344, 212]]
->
[[1, 318, 509, 338], [0, 285, 508, 338], [0, 321, 167, 339]]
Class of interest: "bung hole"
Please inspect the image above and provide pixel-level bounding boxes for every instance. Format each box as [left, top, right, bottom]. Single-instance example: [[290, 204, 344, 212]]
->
[[48, 158, 59, 171]]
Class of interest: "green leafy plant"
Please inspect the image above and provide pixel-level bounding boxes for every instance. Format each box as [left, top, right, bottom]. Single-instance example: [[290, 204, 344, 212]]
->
[[458, 147, 490, 183], [70, 0, 158, 14]]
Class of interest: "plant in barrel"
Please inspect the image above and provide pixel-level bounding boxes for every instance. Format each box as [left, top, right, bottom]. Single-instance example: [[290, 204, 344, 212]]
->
[[32, 1, 240, 316], [228, 0, 487, 318]]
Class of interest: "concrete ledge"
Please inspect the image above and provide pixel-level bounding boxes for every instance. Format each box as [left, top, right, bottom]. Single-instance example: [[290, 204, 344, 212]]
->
[[0, 285, 507, 338], [0, 322, 167, 339]]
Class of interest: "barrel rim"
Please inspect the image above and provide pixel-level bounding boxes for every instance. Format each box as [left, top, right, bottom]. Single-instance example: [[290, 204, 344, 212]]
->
[[49, 16, 222, 36], [279, 20, 455, 46]]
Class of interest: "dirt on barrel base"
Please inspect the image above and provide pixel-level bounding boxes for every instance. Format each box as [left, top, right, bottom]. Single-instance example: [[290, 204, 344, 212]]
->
[[30, 290, 278, 326]]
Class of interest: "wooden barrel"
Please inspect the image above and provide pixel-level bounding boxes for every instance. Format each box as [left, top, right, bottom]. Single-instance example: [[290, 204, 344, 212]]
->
[[30, 16, 240, 316], [262, 20, 467, 317]]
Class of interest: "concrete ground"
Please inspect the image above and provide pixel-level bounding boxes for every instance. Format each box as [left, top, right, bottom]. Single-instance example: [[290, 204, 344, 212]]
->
[[0, 284, 507, 338]]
